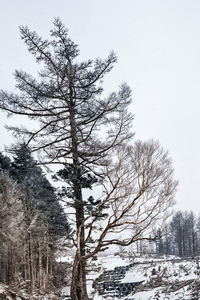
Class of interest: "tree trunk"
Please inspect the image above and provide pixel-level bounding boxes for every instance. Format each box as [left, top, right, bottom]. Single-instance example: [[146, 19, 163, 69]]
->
[[23, 242, 27, 281], [70, 167, 88, 300], [7, 244, 13, 284], [38, 241, 42, 288], [71, 253, 88, 300], [69, 88, 88, 300], [45, 238, 49, 289], [192, 229, 195, 256], [29, 231, 35, 293]]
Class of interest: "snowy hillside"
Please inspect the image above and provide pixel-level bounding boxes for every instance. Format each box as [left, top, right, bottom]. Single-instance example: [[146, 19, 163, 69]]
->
[[61, 254, 200, 300], [1, 254, 200, 299]]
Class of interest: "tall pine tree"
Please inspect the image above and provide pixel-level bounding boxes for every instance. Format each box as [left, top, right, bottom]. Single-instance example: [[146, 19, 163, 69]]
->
[[0, 19, 133, 299]]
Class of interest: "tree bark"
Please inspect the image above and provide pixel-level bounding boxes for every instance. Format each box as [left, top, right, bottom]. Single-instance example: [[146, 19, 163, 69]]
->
[[45, 237, 49, 289], [69, 162, 88, 300], [69, 83, 88, 300], [29, 231, 35, 293], [38, 241, 42, 288], [23, 242, 27, 281], [71, 253, 88, 300]]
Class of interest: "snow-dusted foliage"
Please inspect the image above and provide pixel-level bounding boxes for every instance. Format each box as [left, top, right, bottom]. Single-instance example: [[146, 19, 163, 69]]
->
[[0, 147, 70, 292], [0, 172, 24, 242]]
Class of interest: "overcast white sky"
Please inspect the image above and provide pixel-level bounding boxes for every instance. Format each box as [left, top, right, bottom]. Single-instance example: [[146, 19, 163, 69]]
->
[[0, 0, 199, 212]]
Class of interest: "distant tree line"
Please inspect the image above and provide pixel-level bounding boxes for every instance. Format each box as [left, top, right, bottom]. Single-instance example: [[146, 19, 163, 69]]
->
[[156, 210, 200, 257], [0, 143, 70, 292]]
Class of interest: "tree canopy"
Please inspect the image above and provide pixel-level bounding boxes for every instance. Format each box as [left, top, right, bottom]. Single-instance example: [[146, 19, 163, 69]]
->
[[0, 19, 177, 300]]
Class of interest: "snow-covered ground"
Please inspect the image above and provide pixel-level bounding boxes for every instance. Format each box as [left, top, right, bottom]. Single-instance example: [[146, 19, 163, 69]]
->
[[58, 253, 200, 299], [1, 254, 200, 299], [84, 254, 200, 300]]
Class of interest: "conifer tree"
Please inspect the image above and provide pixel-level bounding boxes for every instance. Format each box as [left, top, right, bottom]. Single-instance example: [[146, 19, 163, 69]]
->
[[0, 19, 178, 300], [0, 19, 133, 300], [0, 152, 11, 171], [9, 143, 70, 237], [0, 145, 70, 290]]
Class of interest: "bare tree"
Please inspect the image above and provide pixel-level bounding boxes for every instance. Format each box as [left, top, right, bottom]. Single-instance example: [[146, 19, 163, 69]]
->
[[0, 173, 24, 284], [77, 140, 177, 260], [0, 173, 24, 244]]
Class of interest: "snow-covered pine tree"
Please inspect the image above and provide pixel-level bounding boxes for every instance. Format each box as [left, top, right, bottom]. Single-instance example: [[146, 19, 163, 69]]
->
[[2, 144, 71, 291], [9, 143, 70, 237]]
